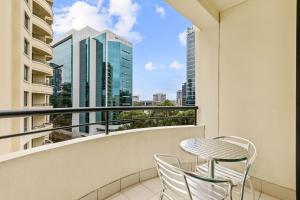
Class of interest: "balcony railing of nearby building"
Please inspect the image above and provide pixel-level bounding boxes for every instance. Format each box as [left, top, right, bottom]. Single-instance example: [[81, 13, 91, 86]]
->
[[32, 103, 52, 107], [32, 34, 47, 43], [32, 57, 49, 65], [0, 106, 198, 141], [32, 80, 52, 86], [32, 122, 52, 130]]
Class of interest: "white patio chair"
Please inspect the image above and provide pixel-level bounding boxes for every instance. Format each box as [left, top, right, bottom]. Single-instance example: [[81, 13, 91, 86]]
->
[[195, 136, 257, 200], [154, 154, 234, 200]]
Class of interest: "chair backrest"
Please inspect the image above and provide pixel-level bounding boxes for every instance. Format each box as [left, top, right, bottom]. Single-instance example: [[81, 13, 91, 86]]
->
[[214, 136, 257, 167], [154, 154, 192, 199], [154, 154, 231, 200], [213, 136, 257, 200]]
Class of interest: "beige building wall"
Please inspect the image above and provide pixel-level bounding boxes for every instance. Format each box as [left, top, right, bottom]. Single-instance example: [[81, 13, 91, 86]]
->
[[0, 0, 13, 155], [195, 25, 219, 138], [0, 0, 53, 155], [166, 0, 296, 198], [219, 0, 296, 191]]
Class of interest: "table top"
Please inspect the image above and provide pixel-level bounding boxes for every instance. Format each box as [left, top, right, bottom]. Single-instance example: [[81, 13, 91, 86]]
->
[[180, 138, 249, 162]]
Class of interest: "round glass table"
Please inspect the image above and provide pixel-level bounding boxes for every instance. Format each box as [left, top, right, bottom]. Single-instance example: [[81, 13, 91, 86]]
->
[[180, 138, 249, 178]]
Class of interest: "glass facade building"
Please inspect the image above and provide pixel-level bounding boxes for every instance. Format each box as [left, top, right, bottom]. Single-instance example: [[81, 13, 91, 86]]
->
[[186, 26, 196, 106], [51, 28, 133, 134], [51, 37, 73, 108]]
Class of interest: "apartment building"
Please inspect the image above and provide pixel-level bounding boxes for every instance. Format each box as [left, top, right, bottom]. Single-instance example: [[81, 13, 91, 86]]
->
[[51, 27, 133, 134], [0, 0, 53, 154]]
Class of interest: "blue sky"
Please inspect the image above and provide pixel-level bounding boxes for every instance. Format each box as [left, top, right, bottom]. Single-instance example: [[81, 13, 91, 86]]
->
[[53, 0, 191, 100]]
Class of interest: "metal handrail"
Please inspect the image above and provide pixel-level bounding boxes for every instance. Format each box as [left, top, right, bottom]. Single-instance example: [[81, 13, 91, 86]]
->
[[0, 106, 198, 139], [0, 106, 197, 118]]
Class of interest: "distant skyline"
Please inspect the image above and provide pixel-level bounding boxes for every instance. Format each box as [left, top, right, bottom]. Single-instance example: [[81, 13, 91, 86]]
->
[[53, 0, 191, 100]]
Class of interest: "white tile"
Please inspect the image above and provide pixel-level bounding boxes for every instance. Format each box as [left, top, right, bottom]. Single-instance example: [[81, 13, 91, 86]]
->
[[121, 173, 140, 190], [106, 193, 128, 200], [98, 180, 121, 200], [230, 185, 261, 200], [259, 193, 280, 200], [140, 168, 158, 182], [142, 178, 163, 194], [122, 184, 154, 200], [80, 190, 98, 200], [148, 194, 160, 200]]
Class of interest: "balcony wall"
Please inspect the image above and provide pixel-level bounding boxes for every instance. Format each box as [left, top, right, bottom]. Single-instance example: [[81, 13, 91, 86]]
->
[[32, 61, 53, 76], [218, 0, 296, 195], [32, 15, 53, 36], [33, 0, 53, 18], [31, 83, 52, 94], [0, 125, 204, 200]]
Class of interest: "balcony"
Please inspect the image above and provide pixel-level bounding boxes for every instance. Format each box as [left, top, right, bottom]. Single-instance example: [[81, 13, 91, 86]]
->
[[0, 0, 296, 200], [33, 0, 53, 22], [32, 15, 53, 36], [32, 122, 52, 130], [32, 37, 52, 57], [32, 82, 52, 94], [46, 0, 53, 7], [32, 59, 53, 76]]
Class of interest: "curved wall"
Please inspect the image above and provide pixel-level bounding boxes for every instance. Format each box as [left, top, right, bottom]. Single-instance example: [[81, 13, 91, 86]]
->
[[0, 125, 204, 200]]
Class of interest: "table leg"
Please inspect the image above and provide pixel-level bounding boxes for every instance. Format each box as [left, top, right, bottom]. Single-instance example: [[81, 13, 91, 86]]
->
[[208, 160, 215, 178]]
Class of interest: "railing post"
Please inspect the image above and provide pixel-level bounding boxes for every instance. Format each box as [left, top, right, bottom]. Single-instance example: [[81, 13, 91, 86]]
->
[[105, 110, 109, 135]]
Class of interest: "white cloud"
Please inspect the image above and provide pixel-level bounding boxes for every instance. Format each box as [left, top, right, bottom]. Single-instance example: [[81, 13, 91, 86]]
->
[[155, 4, 165, 18], [53, 0, 142, 43], [145, 62, 157, 71], [178, 30, 187, 47], [169, 60, 184, 69]]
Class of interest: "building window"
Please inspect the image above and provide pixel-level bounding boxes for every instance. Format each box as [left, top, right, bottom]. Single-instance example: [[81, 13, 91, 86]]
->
[[24, 91, 28, 107], [24, 142, 29, 150], [24, 12, 30, 31], [24, 117, 28, 132], [24, 65, 29, 81], [24, 39, 29, 55]]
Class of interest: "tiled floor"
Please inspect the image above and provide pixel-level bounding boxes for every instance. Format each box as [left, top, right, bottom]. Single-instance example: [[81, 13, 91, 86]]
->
[[105, 178, 280, 200]]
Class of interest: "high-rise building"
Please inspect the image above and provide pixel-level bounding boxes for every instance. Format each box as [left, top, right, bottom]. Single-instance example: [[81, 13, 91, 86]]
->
[[186, 26, 196, 106], [153, 93, 166, 103], [181, 83, 187, 106], [0, 0, 54, 154], [176, 90, 182, 106], [51, 27, 133, 134]]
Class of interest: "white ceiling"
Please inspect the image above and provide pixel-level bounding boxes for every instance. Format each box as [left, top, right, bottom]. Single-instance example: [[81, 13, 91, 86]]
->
[[210, 0, 247, 11], [164, 0, 248, 28]]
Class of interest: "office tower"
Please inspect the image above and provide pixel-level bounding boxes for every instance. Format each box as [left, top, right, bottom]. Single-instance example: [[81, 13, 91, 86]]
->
[[186, 26, 196, 106], [0, 0, 54, 154], [51, 27, 133, 134], [181, 83, 187, 106], [176, 90, 182, 106], [153, 93, 167, 103]]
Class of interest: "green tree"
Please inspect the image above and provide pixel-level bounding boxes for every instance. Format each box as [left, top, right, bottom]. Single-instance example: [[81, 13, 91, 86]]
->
[[117, 100, 195, 131]]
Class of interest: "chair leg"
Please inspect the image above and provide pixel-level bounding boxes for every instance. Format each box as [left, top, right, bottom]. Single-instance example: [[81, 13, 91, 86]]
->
[[159, 189, 165, 200], [249, 178, 256, 200]]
